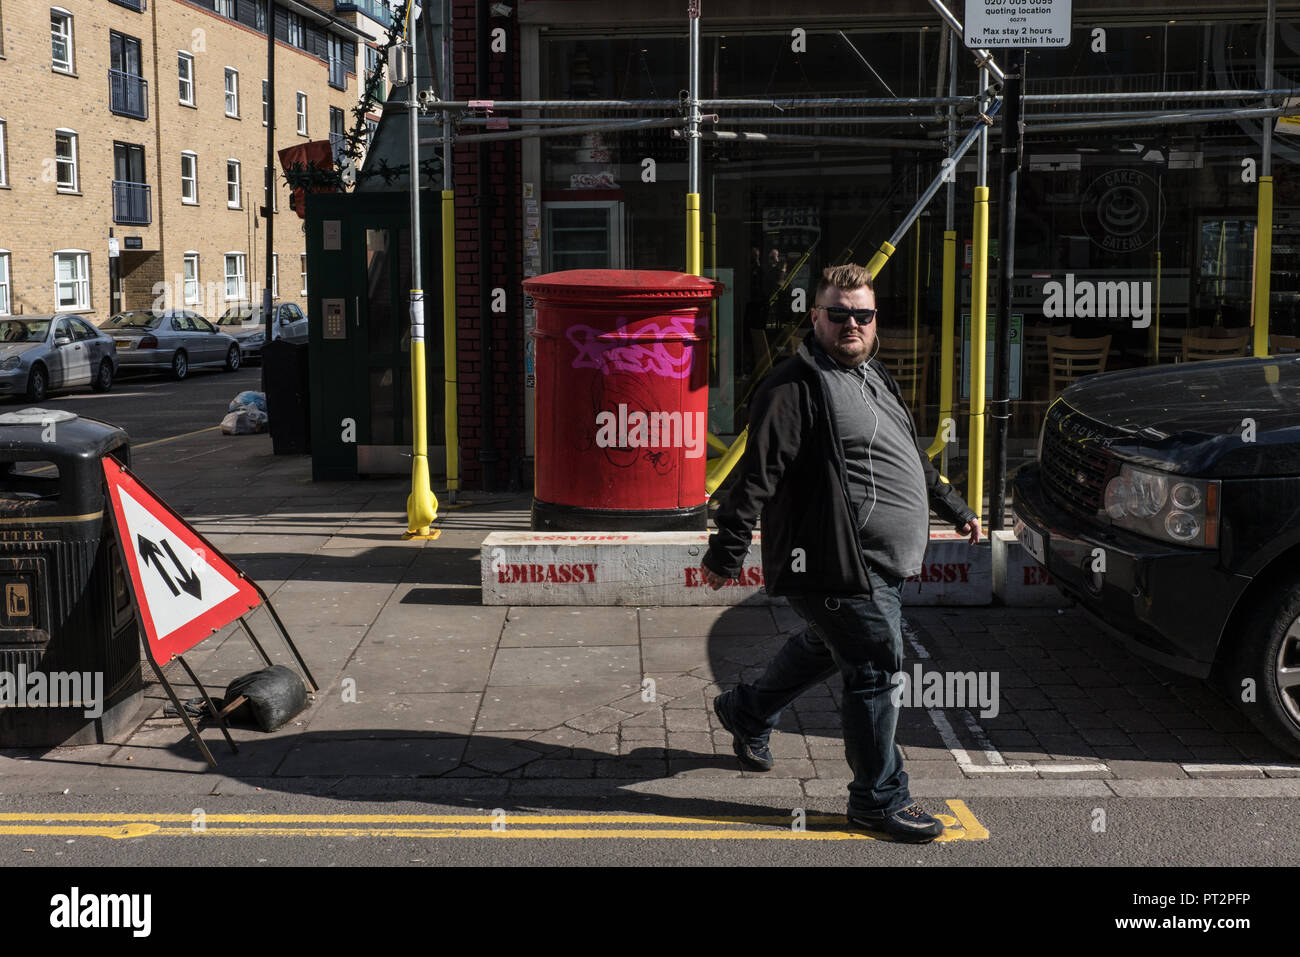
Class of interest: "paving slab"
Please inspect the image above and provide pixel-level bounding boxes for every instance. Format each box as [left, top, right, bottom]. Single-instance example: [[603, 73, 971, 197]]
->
[[306, 691, 482, 737], [501, 606, 640, 646], [475, 683, 637, 732], [488, 645, 641, 686]]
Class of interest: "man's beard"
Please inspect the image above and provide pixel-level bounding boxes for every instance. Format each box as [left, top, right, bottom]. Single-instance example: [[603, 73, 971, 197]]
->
[[827, 331, 869, 362]]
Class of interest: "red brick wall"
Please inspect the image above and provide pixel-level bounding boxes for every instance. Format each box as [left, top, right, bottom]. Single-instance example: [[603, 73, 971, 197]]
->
[[452, 1, 523, 491]]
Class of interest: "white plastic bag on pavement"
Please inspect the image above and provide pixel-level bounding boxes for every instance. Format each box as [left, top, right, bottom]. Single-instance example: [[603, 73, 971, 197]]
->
[[229, 390, 268, 414], [221, 407, 269, 435]]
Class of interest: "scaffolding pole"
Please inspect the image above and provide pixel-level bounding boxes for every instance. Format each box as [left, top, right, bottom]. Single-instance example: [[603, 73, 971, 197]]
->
[[441, 0, 458, 502], [687, 1, 703, 277], [967, 64, 991, 521], [405, 2, 438, 539], [692, 130, 943, 149], [926, 0, 1005, 84], [927, 26, 959, 476], [1254, 0, 1278, 359]]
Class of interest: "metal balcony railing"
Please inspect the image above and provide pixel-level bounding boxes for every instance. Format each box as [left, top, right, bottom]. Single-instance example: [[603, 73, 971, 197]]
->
[[112, 181, 151, 225], [336, 0, 392, 28], [109, 70, 149, 120]]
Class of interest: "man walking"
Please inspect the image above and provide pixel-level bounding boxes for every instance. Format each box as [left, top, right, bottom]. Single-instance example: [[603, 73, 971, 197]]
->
[[700, 263, 980, 843]]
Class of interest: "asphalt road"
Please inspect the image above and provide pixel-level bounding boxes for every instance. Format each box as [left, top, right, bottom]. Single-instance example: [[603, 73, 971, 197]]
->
[[16, 363, 262, 447], [0, 792, 1293, 868]]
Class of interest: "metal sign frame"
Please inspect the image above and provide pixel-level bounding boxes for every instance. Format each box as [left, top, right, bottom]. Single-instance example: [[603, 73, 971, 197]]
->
[[102, 456, 317, 768]]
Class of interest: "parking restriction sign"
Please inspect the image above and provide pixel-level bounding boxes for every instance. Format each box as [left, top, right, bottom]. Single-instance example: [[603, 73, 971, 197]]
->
[[964, 0, 1072, 48]]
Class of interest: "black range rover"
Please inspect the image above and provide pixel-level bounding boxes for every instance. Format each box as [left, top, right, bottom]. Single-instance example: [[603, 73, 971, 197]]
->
[[1012, 355, 1300, 756]]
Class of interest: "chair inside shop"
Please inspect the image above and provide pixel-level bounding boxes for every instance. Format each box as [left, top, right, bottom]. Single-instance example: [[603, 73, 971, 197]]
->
[[1021, 324, 1069, 440], [1269, 333, 1300, 355], [1183, 330, 1250, 361], [1156, 326, 1188, 363], [1047, 335, 1112, 397], [875, 332, 933, 426]]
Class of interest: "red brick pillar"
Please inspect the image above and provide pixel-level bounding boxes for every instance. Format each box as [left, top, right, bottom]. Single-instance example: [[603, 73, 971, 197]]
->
[[452, 1, 523, 491]]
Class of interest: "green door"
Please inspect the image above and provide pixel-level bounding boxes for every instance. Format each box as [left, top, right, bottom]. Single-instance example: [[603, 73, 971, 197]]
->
[[307, 193, 443, 481]]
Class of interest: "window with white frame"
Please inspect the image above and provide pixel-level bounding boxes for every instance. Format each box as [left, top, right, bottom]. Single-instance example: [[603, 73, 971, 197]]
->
[[183, 253, 200, 306], [53, 250, 89, 310], [271, 253, 279, 298], [178, 51, 194, 105], [180, 151, 197, 204], [50, 9, 74, 73], [262, 79, 269, 126], [287, 12, 303, 48], [226, 159, 240, 208], [215, 0, 234, 17], [300, 253, 308, 296], [54, 129, 78, 191], [263, 165, 277, 212], [0, 119, 7, 187], [0, 251, 10, 316], [224, 253, 246, 301], [224, 68, 239, 117], [295, 92, 307, 135]]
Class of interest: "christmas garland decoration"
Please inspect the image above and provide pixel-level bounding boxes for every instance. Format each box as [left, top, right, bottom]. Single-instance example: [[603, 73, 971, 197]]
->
[[282, 0, 441, 193]]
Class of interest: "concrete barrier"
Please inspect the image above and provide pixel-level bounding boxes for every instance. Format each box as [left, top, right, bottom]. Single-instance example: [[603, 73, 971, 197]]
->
[[481, 531, 993, 606], [900, 531, 992, 606], [992, 530, 1065, 607]]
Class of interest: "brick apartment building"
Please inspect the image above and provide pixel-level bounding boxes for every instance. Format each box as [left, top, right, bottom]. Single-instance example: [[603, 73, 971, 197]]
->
[[0, 0, 393, 323]]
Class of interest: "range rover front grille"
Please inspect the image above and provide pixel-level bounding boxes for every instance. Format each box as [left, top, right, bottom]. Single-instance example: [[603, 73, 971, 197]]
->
[[1040, 403, 1119, 515]]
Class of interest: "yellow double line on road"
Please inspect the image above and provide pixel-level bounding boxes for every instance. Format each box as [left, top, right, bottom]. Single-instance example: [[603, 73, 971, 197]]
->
[[0, 801, 988, 842]]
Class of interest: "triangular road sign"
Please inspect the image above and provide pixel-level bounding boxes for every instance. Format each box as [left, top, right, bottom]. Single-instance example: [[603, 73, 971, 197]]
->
[[102, 458, 262, 663]]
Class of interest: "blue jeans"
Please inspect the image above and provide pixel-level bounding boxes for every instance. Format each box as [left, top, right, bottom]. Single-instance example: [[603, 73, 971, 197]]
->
[[731, 565, 909, 817]]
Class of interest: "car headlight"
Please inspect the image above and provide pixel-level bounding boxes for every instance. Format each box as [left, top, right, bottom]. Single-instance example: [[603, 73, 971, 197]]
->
[[0, 356, 21, 371], [246, 333, 265, 345], [1102, 463, 1219, 547]]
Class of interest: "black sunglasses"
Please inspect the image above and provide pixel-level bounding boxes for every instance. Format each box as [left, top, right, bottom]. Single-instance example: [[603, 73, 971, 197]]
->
[[816, 305, 877, 325]]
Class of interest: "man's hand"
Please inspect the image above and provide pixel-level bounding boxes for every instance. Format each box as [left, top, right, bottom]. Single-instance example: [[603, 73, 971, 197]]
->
[[958, 518, 982, 545], [700, 563, 728, 590]]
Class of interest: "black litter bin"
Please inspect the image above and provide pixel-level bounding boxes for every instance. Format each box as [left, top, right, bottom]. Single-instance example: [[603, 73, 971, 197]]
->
[[263, 339, 311, 454], [0, 409, 142, 746]]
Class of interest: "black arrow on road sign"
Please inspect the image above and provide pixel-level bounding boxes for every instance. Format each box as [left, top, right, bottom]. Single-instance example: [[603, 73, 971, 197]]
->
[[161, 539, 202, 600], [137, 535, 202, 600]]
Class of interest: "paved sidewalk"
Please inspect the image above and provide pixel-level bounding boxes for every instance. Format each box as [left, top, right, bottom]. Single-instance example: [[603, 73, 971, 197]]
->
[[3, 428, 1299, 805]]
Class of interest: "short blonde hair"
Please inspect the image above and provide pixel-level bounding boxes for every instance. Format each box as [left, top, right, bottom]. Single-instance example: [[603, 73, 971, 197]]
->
[[814, 264, 874, 303]]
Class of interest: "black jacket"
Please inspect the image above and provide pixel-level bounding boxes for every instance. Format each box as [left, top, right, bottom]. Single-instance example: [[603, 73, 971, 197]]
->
[[703, 332, 977, 596]]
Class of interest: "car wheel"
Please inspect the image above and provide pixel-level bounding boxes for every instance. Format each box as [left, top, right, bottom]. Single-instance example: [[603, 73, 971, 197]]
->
[[25, 364, 48, 403], [1230, 575, 1300, 758], [171, 350, 188, 381], [92, 359, 114, 393], [225, 344, 241, 372]]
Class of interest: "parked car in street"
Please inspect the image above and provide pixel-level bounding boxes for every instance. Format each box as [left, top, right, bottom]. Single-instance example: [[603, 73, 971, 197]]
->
[[216, 302, 309, 361], [103, 309, 241, 379], [0, 314, 118, 401], [1013, 354, 1300, 757]]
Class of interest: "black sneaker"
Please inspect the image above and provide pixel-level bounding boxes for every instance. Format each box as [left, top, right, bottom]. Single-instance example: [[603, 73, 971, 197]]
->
[[847, 803, 945, 843], [712, 691, 774, 772]]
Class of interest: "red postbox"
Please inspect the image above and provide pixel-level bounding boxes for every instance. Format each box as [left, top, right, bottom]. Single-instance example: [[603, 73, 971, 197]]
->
[[525, 269, 723, 531]]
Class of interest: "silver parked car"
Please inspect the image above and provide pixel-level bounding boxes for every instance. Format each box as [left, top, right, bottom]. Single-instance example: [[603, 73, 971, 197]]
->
[[103, 309, 242, 380], [215, 302, 309, 361], [0, 314, 119, 402]]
